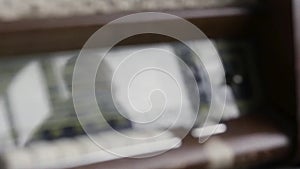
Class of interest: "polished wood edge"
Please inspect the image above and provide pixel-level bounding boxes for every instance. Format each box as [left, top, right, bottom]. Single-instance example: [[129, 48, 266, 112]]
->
[[0, 7, 251, 32], [72, 114, 292, 169], [254, 0, 298, 162], [292, 0, 300, 161], [0, 7, 253, 57]]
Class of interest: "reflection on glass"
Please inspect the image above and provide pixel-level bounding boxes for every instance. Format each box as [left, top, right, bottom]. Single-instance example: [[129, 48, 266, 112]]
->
[[0, 40, 259, 169]]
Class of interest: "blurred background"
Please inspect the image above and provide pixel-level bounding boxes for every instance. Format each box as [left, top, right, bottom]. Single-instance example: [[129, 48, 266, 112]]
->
[[0, 0, 299, 169]]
